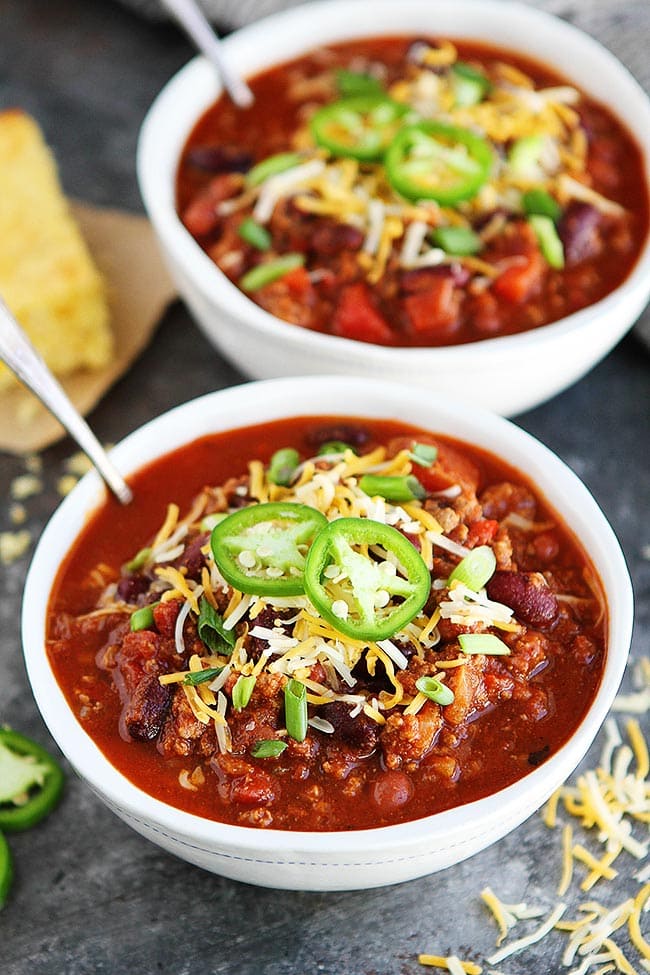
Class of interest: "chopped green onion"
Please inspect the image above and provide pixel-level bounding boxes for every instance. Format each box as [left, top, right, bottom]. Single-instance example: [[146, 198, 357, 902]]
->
[[284, 679, 308, 742], [238, 217, 272, 250], [358, 474, 426, 502], [458, 633, 511, 656], [268, 447, 300, 486], [130, 603, 158, 632], [200, 512, 228, 532], [508, 135, 544, 178], [430, 225, 482, 256], [448, 545, 496, 591], [522, 188, 562, 223], [317, 441, 356, 456], [183, 667, 225, 686], [197, 596, 236, 654], [232, 674, 256, 710], [415, 675, 455, 706], [529, 215, 565, 269], [335, 68, 384, 97], [251, 739, 288, 759], [451, 62, 490, 107], [240, 253, 305, 292], [125, 547, 151, 572], [245, 152, 303, 188], [409, 443, 438, 467]]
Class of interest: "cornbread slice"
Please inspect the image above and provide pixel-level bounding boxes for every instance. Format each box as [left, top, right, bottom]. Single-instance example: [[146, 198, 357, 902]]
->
[[0, 110, 112, 391]]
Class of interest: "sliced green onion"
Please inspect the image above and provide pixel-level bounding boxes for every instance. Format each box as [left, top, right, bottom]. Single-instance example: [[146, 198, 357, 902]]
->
[[409, 443, 438, 467], [358, 474, 426, 502], [240, 253, 305, 292], [336, 68, 384, 97], [251, 739, 288, 759], [452, 62, 491, 108], [431, 225, 482, 256], [130, 603, 158, 632], [529, 215, 565, 269], [508, 135, 544, 178], [197, 596, 236, 654], [238, 217, 272, 250], [268, 447, 300, 486], [317, 441, 356, 456], [200, 512, 228, 532], [232, 674, 256, 710], [522, 188, 562, 223], [448, 545, 496, 591], [183, 667, 225, 686], [245, 152, 303, 188], [125, 547, 151, 572], [284, 679, 308, 742], [458, 633, 511, 656], [415, 675, 455, 706]]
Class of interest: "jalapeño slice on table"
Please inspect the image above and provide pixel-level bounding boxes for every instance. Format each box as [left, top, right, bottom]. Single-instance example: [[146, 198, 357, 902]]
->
[[210, 501, 328, 596], [0, 728, 64, 833], [303, 517, 430, 642], [310, 95, 411, 161], [385, 120, 493, 204]]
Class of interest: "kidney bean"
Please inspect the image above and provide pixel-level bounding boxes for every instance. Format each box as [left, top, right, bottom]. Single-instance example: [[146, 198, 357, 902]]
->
[[487, 570, 559, 627], [117, 573, 150, 603], [558, 202, 602, 266], [320, 701, 379, 756], [123, 675, 172, 741], [401, 265, 470, 294], [310, 221, 364, 256], [305, 423, 371, 449], [186, 145, 253, 173], [371, 769, 414, 811]]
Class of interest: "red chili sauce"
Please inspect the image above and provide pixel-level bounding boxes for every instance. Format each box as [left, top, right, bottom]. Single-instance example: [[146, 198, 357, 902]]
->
[[47, 417, 606, 831], [176, 36, 648, 347]]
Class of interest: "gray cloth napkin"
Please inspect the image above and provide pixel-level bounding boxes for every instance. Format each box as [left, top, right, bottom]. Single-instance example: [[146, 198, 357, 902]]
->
[[119, 0, 650, 350]]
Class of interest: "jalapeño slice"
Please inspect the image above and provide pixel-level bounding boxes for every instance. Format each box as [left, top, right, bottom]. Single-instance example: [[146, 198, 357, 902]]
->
[[210, 502, 328, 596], [310, 96, 411, 162], [385, 121, 492, 204], [303, 518, 430, 642], [0, 729, 65, 833]]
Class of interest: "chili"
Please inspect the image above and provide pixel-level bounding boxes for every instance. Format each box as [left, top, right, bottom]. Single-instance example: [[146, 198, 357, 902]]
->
[[210, 501, 328, 595], [0, 729, 64, 833], [303, 517, 430, 641]]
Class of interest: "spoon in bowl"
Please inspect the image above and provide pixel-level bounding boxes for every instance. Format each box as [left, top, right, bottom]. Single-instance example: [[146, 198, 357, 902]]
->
[[159, 0, 254, 109], [0, 296, 133, 505]]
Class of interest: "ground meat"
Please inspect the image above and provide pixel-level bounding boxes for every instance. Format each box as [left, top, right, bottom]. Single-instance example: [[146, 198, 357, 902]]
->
[[158, 687, 211, 758], [380, 703, 442, 769], [479, 482, 537, 521], [444, 658, 489, 726]]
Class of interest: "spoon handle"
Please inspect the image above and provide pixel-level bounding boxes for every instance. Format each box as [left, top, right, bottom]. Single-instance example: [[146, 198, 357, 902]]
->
[[160, 0, 254, 109], [0, 297, 133, 505]]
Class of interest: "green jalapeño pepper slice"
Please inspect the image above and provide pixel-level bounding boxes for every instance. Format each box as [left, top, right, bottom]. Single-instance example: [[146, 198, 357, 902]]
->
[[385, 121, 493, 204], [211, 502, 328, 596], [303, 518, 430, 642], [0, 831, 12, 910], [310, 96, 411, 162], [0, 729, 64, 833]]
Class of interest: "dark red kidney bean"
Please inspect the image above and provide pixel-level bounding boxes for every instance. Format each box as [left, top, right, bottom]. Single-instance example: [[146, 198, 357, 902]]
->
[[319, 702, 379, 756], [310, 221, 364, 256], [305, 423, 371, 449], [186, 145, 253, 173], [117, 573, 150, 603], [371, 770, 414, 810], [486, 571, 559, 627], [558, 201, 602, 266], [173, 533, 208, 580], [401, 265, 470, 294], [123, 675, 172, 741]]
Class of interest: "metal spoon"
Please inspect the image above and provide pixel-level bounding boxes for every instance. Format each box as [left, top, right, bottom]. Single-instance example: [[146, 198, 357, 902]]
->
[[0, 296, 133, 505], [159, 0, 254, 109]]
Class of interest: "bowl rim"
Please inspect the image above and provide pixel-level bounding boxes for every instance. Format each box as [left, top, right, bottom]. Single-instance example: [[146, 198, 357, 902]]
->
[[22, 376, 633, 855], [137, 0, 650, 365]]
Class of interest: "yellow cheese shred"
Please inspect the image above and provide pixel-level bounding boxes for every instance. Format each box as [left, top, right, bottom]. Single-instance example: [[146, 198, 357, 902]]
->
[[155, 566, 201, 614], [417, 955, 481, 974]]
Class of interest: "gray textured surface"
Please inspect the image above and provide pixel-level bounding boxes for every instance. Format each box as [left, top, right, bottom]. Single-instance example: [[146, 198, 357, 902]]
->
[[1, 1, 649, 972]]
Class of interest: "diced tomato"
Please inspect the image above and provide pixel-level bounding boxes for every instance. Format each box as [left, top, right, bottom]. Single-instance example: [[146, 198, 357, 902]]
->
[[332, 283, 394, 345], [416, 442, 481, 494], [282, 266, 312, 300], [466, 519, 499, 547], [181, 174, 239, 237], [404, 277, 461, 337], [492, 253, 544, 303]]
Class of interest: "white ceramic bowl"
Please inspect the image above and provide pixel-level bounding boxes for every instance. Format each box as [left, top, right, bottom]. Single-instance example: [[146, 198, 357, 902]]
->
[[23, 376, 632, 890], [137, 0, 650, 417]]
